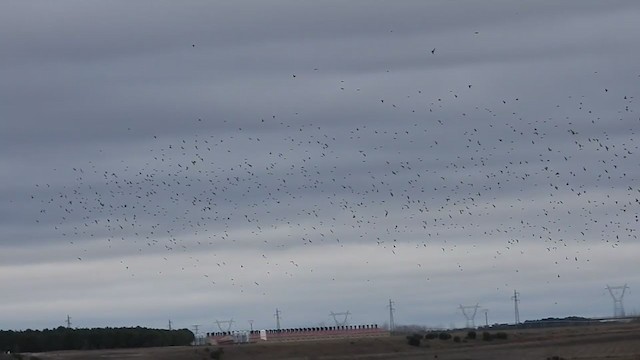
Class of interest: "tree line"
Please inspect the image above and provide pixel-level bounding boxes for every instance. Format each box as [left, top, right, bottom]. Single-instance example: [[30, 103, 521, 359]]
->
[[0, 326, 194, 353]]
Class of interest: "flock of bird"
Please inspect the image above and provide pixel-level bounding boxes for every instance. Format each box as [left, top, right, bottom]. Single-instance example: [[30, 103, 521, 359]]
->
[[29, 46, 639, 299]]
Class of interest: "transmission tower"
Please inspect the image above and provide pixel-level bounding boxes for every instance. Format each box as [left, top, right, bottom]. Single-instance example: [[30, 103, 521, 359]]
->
[[329, 311, 351, 326], [215, 319, 235, 332], [248, 320, 254, 332], [387, 299, 395, 332], [606, 284, 629, 318], [274, 308, 282, 330], [168, 319, 172, 330], [65, 315, 72, 328], [459, 304, 480, 328], [512, 290, 521, 324]]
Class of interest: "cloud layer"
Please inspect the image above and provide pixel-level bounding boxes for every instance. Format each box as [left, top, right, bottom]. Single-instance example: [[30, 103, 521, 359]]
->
[[1, 1, 639, 333]]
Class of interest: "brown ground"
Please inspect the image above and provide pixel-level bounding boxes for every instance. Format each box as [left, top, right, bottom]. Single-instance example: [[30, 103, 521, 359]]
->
[[21, 321, 640, 360]]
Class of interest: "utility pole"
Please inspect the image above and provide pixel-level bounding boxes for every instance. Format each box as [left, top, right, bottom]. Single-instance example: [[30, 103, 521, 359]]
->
[[483, 309, 489, 327], [192, 324, 201, 345], [66, 315, 72, 328], [512, 290, 521, 325], [387, 299, 395, 333], [275, 308, 282, 330]]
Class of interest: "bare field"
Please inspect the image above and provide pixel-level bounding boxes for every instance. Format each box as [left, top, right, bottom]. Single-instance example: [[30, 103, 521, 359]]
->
[[24, 322, 640, 360]]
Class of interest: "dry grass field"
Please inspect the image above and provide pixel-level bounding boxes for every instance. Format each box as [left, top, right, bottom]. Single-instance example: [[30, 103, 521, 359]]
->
[[19, 321, 640, 360]]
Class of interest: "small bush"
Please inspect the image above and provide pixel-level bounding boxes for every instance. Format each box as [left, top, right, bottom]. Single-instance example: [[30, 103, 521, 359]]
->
[[438, 332, 452, 341], [424, 332, 438, 340], [494, 332, 508, 340], [209, 347, 224, 360], [453, 336, 461, 343], [466, 330, 476, 339], [406, 334, 422, 347], [482, 332, 492, 341]]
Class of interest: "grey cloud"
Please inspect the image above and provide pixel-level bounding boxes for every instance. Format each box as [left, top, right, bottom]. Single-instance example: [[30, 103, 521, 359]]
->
[[1, 0, 639, 331]]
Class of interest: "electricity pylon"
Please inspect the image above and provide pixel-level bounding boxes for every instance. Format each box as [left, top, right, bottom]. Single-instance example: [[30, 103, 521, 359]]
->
[[606, 284, 629, 318], [329, 311, 351, 326], [459, 304, 480, 328]]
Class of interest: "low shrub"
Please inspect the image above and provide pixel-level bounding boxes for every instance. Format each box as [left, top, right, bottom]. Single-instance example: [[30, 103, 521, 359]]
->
[[438, 332, 452, 341], [209, 347, 224, 360], [424, 332, 438, 340], [466, 330, 476, 339], [494, 332, 508, 340], [482, 332, 492, 341], [406, 334, 422, 347], [453, 336, 461, 343]]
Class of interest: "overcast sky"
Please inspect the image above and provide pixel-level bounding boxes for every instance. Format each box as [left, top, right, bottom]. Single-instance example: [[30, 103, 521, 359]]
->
[[1, 1, 639, 333]]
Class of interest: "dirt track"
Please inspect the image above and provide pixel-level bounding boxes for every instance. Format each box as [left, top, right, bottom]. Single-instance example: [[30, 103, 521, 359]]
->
[[24, 322, 640, 360]]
